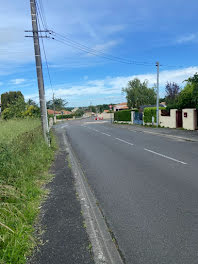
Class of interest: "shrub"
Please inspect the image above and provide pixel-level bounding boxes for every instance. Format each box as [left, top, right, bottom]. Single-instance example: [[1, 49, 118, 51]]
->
[[23, 105, 40, 118], [56, 114, 73, 119], [114, 110, 131, 121], [143, 107, 165, 123]]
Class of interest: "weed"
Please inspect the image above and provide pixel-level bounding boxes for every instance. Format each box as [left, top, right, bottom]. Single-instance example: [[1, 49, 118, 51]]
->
[[0, 119, 56, 264], [83, 221, 87, 229]]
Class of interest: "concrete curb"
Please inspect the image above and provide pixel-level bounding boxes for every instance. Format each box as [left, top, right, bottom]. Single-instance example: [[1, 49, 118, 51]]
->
[[62, 133, 124, 264], [130, 129, 198, 142]]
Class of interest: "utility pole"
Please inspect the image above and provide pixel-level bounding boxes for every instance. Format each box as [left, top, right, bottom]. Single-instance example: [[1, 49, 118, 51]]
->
[[53, 93, 55, 116], [30, 0, 49, 143], [156, 61, 160, 127]]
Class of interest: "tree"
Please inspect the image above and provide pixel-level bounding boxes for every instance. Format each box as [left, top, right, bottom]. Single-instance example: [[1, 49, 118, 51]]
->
[[89, 105, 96, 113], [74, 109, 84, 117], [47, 98, 68, 111], [27, 99, 38, 107], [1, 91, 24, 111], [165, 82, 180, 107], [1, 96, 26, 120], [96, 104, 110, 113], [122, 78, 156, 108], [23, 105, 40, 118], [177, 84, 194, 109], [184, 73, 198, 109]]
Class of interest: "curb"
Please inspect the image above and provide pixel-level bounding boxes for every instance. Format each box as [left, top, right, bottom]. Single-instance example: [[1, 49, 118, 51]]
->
[[62, 133, 124, 264]]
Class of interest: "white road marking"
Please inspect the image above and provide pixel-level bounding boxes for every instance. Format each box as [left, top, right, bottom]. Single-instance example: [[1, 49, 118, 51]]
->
[[115, 138, 134, 146], [101, 132, 111, 137], [144, 148, 187, 165]]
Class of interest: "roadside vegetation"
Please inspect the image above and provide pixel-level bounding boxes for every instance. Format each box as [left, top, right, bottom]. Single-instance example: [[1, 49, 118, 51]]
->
[[0, 119, 56, 264]]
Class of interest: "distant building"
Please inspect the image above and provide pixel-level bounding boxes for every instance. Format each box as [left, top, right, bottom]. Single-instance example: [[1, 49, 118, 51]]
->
[[71, 107, 79, 113], [160, 102, 166, 107], [83, 111, 95, 118], [113, 102, 128, 112], [47, 109, 72, 116]]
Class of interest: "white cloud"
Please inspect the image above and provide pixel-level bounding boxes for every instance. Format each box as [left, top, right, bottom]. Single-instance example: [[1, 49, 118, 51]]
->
[[24, 66, 198, 105], [10, 78, 26, 85], [91, 40, 121, 52], [176, 33, 198, 44]]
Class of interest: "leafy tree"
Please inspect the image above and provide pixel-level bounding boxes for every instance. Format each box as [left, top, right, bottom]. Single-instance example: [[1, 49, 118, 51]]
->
[[96, 104, 110, 113], [1, 91, 24, 111], [47, 98, 68, 111], [27, 99, 38, 107], [165, 82, 180, 107], [159, 97, 165, 103], [23, 105, 40, 118], [184, 73, 198, 109], [89, 105, 96, 113], [122, 78, 156, 108], [177, 84, 194, 109], [74, 109, 84, 117], [2, 97, 26, 120]]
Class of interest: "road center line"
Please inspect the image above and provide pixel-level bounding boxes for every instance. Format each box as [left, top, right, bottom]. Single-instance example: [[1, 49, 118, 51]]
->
[[144, 148, 187, 165], [115, 138, 134, 146], [101, 132, 111, 137]]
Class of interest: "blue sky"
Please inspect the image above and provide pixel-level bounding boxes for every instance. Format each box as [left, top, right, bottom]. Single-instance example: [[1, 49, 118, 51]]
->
[[1, 0, 198, 106]]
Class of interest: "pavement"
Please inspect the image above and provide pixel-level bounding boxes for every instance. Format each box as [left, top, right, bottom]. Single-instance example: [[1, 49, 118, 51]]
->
[[114, 123, 198, 142], [57, 118, 198, 264], [29, 130, 94, 264]]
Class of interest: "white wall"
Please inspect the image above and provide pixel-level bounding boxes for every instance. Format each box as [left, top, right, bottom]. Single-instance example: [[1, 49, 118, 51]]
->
[[159, 109, 177, 128], [98, 113, 113, 119], [182, 109, 197, 130]]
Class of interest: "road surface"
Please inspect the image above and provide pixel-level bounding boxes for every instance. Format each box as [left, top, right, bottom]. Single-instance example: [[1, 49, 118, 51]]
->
[[58, 119, 198, 264]]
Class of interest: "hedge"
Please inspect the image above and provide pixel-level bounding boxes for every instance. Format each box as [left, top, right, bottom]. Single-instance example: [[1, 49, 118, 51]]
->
[[143, 107, 165, 123], [56, 114, 73, 119], [114, 110, 131, 121]]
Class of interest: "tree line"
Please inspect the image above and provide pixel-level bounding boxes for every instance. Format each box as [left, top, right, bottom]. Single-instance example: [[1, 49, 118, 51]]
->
[[122, 73, 198, 110]]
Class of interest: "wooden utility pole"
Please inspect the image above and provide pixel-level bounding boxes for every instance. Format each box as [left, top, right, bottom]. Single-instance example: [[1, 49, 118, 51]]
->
[[30, 0, 49, 143]]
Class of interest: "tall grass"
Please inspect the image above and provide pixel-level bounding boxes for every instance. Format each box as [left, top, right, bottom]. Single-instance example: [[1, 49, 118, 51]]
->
[[0, 119, 55, 264]]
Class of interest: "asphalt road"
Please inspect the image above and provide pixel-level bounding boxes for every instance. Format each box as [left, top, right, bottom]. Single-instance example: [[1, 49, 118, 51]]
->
[[59, 119, 198, 264]]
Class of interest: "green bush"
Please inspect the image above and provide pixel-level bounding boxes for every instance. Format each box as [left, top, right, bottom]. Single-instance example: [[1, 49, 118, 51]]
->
[[0, 119, 55, 264], [143, 107, 165, 123], [56, 114, 73, 119], [114, 110, 131, 121]]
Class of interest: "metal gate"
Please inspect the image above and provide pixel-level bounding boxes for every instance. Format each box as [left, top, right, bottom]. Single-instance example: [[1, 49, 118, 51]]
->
[[176, 110, 182, 128], [133, 112, 143, 125]]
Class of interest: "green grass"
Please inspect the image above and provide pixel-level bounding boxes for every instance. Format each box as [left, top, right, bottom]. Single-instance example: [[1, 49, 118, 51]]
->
[[0, 118, 56, 264]]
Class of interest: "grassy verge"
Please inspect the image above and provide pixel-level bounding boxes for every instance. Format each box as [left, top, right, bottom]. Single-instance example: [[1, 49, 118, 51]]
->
[[0, 119, 56, 264]]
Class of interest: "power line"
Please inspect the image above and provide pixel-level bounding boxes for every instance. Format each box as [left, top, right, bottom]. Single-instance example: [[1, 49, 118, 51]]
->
[[52, 35, 155, 66], [51, 31, 187, 69], [52, 31, 155, 66], [38, 0, 48, 29], [36, 2, 54, 94], [35, 0, 48, 31]]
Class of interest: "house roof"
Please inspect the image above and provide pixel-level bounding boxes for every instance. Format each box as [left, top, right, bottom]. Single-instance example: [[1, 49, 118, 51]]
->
[[114, 102, 128, 110], [47, 109, 72, 115], [115, 102, 127, 106], [47, 109, 61, 115]]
